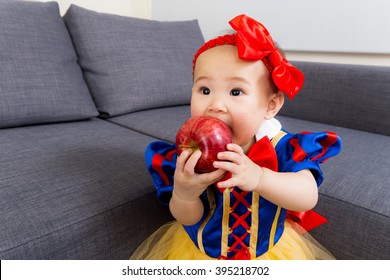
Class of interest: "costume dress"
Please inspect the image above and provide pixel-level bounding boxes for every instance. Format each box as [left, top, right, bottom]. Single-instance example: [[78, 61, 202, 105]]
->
[[131, 119, 342, 260]]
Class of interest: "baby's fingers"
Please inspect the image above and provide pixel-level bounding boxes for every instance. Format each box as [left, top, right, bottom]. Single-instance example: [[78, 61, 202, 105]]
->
[[216, 176, 236, 189], [213, 160, 240, 174], [176, 149, 192, 171], [217, 143, 245, 164], [200, 168, 226, 184], [183, 150, 202, 174], [217, 151, 242, 165], [226, 143, 245, 155]]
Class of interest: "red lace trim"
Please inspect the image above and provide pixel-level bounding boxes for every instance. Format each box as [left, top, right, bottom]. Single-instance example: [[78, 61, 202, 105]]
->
[[223, 189, 252, 260]]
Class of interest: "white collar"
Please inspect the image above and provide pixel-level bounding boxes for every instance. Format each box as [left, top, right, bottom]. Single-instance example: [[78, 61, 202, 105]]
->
[[255, 118, 282, 142]]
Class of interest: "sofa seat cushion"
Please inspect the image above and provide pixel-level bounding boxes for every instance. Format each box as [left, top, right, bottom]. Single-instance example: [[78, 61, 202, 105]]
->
[[63, 5, 204, 118], [0, 1, 98, 129], [111, 105, 390, 259], [0, 118, 171, 259], [109, 105, 191, 143]]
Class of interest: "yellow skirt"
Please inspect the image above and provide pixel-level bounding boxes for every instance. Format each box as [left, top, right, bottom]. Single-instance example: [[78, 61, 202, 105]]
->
[[130, 220, 334, 260]]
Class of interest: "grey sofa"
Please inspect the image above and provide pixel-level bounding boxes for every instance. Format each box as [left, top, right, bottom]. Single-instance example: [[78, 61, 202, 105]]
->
[[0, 1, 389, 260]]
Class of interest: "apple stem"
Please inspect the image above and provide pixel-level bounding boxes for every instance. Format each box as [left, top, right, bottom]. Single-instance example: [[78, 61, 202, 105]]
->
[[178, 142, 199, 154], [178, 144, 193, 149]]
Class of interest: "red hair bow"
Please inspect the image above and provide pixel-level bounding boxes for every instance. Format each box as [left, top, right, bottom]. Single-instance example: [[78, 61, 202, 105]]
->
[[229, 14, 304, 99]]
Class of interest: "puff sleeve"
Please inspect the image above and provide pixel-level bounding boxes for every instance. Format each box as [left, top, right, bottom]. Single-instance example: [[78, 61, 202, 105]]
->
[[145, 141, 177, 205], [275, 131, 342, 186]]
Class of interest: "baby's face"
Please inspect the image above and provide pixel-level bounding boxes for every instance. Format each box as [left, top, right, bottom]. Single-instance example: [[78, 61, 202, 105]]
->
[[191, 45, 275, 152]]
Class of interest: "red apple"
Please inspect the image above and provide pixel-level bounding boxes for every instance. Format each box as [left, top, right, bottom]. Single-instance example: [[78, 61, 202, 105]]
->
[[176, 116, 233, 173]]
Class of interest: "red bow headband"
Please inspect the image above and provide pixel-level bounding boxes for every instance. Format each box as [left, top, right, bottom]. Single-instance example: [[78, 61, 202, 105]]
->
[[192, 14, 304, 99]]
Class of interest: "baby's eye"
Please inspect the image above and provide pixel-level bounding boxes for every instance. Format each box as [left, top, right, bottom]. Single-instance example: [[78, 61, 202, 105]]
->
[[201, 87, 211, 95], [230, 89, 243, 96]]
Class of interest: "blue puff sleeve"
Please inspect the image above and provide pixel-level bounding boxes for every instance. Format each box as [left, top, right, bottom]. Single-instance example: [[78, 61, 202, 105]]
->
[[145, 141, 177, 205], [275, 130, 342, 186]]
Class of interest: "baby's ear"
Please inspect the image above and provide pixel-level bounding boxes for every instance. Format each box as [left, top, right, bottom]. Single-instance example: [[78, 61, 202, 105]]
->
[[265, 91, 284, 119]]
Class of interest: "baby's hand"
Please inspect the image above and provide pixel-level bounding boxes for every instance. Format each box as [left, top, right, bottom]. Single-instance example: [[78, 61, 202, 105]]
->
[[174, 149, 226, 201], [213, 143, 262, 192]]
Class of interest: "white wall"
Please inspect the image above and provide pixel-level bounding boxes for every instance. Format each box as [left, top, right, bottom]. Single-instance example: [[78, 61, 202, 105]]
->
[[25, 0, 151, 18], [23, 0, 390, 66], [151, 0, 390, 66]]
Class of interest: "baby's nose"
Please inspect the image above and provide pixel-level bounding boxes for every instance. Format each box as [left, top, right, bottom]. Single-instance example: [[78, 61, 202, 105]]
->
[[208, 95, 227, 113]]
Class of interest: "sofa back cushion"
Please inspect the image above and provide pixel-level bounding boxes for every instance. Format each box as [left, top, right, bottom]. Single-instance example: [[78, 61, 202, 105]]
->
[[280, 61, 390, 136], [0, 1, 98, 129], [63, 5, 204, 118]]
